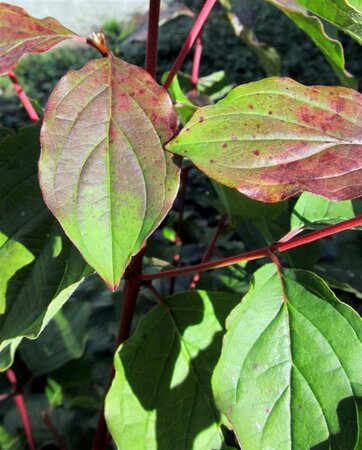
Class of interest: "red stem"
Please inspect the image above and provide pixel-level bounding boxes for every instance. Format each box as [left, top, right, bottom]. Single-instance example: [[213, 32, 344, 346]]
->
[[163, 0, 217, 90], [8, 71, 39, 123], [191, 0, 206, 88], [191, 34, 203, 87], [91, 248, 146, 450], [42, 409, 67, 450], [92, 1, 161, 444], [6, 369, 36, 450], [145, 0, 161, 78], [189, 213, 227, 288], [140, 215, 362, 281]]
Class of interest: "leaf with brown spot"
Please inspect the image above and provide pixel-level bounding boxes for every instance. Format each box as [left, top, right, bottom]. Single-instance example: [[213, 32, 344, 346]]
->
[[39, 56, 180, 290], [0, 2, 78, 74], [167, 77, 362, 203]]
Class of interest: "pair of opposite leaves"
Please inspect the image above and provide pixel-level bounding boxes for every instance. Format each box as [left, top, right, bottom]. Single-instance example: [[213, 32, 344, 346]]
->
[[1, 3, 361, 290]]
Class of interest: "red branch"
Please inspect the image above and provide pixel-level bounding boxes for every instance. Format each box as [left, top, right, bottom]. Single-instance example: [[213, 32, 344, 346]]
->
[[163, 0, 217, 90], [191, 0, 206, 88], [6, 370, 36, 450], [189, 213, 227, 288], [8, 71, 39, 123], [140, 215, 362, 281], [145, 0, 161, 78], [91, 248, 146, 450], [191, 34, 203, 87]]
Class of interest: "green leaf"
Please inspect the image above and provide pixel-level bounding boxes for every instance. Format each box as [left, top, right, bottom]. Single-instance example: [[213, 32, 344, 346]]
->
[[268, 0, 357, 88], [0, 339, 21, 372], [167, 77, 362, 203], [213, 181, 287, 227], [0, 124, 89, 371], [105, 291, 240, 450], [220, 0, 281, 76], [0, 127, 14, 144], [39, 57, 180, 290], [213, 264, 362, 449], [197, 71, 235, 102], [0, 3, 78, 75], [295, 0, 362, 44], [291, 192, 360, 229], [161, 72, 197, 125], [316, 236, 362, 299], [19, 301, 91, 376], [0, 426, 22, 450], [45, 378, 63, 407]]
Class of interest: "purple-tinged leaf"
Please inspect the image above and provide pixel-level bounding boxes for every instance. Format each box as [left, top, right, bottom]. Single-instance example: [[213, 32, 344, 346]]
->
[[0, 2, 78, 74], [167, 77, 362, 203], [39, 56, 180, 290]]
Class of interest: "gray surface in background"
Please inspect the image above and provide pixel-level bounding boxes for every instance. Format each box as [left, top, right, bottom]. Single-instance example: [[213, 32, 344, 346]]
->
[[8, 0, 169, 34]]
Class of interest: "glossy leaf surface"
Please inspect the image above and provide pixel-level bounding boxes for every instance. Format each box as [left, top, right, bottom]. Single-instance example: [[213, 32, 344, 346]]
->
[[291, 192, 360, 229], [167, 77, 362, 202], [268, 0, 357, 88], [0, 125, 89, 370], [0, 2, 77, 74], [295, 0, 362, 44], [213, 264, 362, 449], [39, 56, 180, 290], [105, 291, 240, 450]]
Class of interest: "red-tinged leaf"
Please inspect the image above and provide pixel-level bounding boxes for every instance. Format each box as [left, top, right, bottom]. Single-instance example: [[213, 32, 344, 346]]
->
[[167, 77, 362, 202], [39, 56, 180, 290], [0, 2, 78, 74]]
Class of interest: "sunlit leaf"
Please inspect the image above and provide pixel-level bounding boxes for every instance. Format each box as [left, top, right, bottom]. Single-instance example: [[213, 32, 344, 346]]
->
[[268, 0, 357, 88], [291, 192, 361, 229], [295, 0, 362, 44], [213, 264, 362, 450], [0, 3, 78, 74], [0, 124, 89, 371], [167, 77, 362, 202], [105, 291, 240, 450], [161, 72, 197, 124], [39, 56, 180, 290]]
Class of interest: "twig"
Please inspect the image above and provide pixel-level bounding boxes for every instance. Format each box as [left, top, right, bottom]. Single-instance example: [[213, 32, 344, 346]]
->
[[42, 409, 67, 450], [85, 33, 110, 57], [191, 0, 206, 89], [189, 213, 227, 289], [145, 0, 161, 78], [146, 283, 164, 305], [163, 0, 217, 90], [6, 369, 36, 450], [140, 215, 362, 281], [191, 34, 203, 88], [8, 72, 39, 123]]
